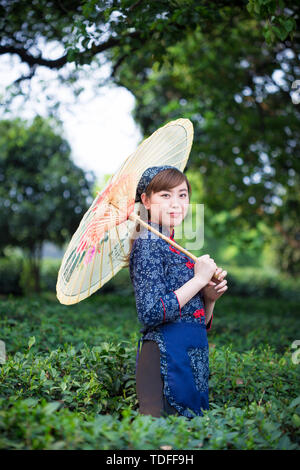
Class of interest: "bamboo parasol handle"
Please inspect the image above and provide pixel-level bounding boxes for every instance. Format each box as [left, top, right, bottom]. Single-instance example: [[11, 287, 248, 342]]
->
[[128, 212, 221, 283]]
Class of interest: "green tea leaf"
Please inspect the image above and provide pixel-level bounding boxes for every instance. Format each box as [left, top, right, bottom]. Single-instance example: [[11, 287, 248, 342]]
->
[[44, 402, 61, 415], [28, 336, 36, 350], [289, 396, 300, 409]]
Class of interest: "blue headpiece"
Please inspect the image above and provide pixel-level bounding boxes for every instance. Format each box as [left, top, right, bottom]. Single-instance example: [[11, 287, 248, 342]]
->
[[135, 165, 177, 203]]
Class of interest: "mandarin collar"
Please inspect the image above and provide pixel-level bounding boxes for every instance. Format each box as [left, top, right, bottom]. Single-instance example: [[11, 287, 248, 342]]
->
[[147, 220, 174, 239]]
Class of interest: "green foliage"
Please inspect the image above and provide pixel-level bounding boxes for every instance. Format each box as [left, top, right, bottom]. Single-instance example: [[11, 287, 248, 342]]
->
[[0, 256, 23, 295], [0, 116, 95, 251], [0, 341, 136, 417], [0, 397, 299, 450], [0, 116, 96, 291], [1, 1, 298, 109], [115, 18, 300, 274], [1, 2, 299, 276], [246, 0, 297, 44], [2, 255, 300, 305], [222, 265, 300, 301], [0, 290, 299, 449]]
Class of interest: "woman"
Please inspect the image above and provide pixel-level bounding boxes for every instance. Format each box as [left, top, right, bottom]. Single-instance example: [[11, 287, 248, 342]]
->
[[125, 165, 228, 418]]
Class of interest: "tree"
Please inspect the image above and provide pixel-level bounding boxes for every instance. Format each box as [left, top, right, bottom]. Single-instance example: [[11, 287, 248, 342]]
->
[[0, 0, 298, 108], [111, 14, 300, 275], [0, 116, 96, 291], [1, 0, 299, 273]]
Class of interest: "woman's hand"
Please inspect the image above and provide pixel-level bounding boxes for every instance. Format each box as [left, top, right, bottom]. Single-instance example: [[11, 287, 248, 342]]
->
[[202, 267, 228, 302], [194, 254, 217, 286]]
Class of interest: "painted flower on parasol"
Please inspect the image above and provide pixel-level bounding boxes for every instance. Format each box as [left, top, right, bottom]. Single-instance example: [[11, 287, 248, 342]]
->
[[76, 173, 136, 266]]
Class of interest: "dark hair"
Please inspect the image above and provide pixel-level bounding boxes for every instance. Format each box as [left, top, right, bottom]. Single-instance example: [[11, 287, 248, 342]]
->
[[121, 168, 191, 267]]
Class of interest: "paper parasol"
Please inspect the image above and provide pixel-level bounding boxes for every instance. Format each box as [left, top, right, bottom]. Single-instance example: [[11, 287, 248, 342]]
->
[[56, 118, 215, 305]]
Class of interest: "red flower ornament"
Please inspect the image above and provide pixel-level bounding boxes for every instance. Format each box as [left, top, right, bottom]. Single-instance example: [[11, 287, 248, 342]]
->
[[186, 261, 194, 269], [193, 308, 205, 319]]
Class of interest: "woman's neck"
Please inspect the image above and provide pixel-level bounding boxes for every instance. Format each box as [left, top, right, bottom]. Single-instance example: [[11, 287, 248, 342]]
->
[[149, 219, 173, 237]]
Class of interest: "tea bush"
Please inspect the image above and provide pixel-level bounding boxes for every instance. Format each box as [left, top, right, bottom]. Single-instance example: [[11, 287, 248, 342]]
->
[[1, 256, 300, 302], [0, 291, 299, 450], [0, 257, 23, 296]]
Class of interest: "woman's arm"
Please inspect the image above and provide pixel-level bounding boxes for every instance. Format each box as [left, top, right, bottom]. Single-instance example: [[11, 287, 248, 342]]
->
[[204, 299, 215, 327], [131, 239, 217, 329], [202, 268, 228, 330], [175, 278, 215, 330], [173, 276, 207, 310], [174, 254, 217, 310], [131, 238, 182, 328]]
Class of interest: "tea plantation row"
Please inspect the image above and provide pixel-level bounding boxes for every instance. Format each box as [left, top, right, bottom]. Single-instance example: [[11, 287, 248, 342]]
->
[[0, 290, 299, 450]]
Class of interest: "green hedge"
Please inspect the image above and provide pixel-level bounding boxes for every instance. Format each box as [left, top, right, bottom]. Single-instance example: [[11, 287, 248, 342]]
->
[[0, 257, 23, 295], [223, 265, 300, 301], [0, 397, 299, 450], [0, 257, 132, 296], [0, 256, 299, 301], [0, 293, 299, 449]]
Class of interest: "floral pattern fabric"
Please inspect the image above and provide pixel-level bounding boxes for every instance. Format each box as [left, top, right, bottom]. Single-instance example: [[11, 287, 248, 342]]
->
[[187, 346, 210, 393], [129, 220, 213, 418]]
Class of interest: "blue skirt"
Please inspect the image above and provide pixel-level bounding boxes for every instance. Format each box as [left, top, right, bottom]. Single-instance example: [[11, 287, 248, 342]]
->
[[136, 321, 209, 418]]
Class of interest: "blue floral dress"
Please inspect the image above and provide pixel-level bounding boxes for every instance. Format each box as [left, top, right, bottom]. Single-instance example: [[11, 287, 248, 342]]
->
[[129, 221, 213, 418]]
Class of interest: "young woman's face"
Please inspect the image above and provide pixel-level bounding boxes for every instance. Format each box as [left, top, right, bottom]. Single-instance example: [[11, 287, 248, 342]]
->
[[141, 181, 189, 229]]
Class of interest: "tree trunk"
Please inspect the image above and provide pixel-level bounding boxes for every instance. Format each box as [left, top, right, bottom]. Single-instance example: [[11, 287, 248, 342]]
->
[[28, 243, 43, 293], [274, 222, 300, 277]]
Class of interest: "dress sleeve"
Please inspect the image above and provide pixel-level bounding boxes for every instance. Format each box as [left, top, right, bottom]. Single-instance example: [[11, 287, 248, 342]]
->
[[199, 291, 213, 331], [130, 237, 181, 328], [206, 313, 213, 331]]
